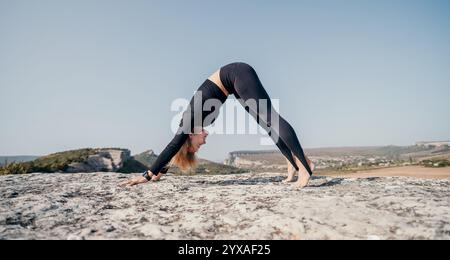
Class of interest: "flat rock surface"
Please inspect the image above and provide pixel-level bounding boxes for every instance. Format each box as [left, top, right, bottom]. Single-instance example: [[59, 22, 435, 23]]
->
[[1, 172, 449, 240]]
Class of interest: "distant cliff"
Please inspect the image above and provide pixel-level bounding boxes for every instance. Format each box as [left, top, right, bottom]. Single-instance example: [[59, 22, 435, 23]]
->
[[65, 149, 131, 173], [0, 148, 131, 175]]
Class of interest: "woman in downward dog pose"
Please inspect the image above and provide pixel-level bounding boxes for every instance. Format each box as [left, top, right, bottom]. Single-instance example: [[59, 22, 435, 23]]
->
[[120, 62, 315, 189]]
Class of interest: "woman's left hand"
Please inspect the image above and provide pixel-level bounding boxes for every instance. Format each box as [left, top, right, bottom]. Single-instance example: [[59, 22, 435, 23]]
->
[[150, 172, 163, 182], [118, 172, 163, 187], [119, 175, 149, 187]]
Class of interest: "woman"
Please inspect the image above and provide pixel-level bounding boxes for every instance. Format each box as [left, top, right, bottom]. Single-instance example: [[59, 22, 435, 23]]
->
[[120, 62, 315, 189]]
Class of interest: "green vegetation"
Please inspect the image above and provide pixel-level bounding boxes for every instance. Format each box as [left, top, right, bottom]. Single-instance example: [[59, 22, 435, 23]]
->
[[329, 159, 417, 173], [0, 148, 109, 175], [184, 162, 248, 175], [23, 148, 99, 173], [0, 161, 28, 175], [420, 158, 450, 168]]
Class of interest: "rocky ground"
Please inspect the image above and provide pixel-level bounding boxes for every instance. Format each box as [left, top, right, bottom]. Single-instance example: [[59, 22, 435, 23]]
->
[[1, 171, 449, 240]]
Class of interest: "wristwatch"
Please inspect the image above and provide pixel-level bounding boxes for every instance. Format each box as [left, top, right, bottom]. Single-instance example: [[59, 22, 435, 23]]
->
[[142, 165, 170, 181], [142, 170, 152, 181]]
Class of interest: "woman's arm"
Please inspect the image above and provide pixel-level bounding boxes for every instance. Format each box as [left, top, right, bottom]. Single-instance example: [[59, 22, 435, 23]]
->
[[119, 128, 188, 187], [145, 95, 201, 179], [144, 129, 188, 179]]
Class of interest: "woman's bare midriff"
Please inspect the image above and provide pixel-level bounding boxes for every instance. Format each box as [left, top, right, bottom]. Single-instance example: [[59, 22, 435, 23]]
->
[[208, 69, 229, 97]]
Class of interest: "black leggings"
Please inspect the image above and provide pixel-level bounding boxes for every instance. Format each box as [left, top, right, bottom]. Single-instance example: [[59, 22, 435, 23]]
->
[[220, 62, 313, 176]]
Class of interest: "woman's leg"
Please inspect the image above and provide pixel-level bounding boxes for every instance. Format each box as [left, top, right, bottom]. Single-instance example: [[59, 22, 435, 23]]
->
[[285, 154, 297, 182], [232, 63, 313, 176], [235, 95, 299, 173]]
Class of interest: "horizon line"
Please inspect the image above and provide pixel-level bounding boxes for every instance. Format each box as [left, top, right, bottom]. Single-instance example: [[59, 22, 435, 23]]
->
[[3, 141, 450, 157]]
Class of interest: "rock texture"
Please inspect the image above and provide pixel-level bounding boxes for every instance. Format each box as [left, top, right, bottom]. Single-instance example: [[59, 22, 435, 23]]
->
[[1, 171, 449, 240], [66, 149, 130, 173]]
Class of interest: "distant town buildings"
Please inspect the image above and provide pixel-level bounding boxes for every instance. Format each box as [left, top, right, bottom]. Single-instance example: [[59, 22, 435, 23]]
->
[[415, 141, 450, 147]]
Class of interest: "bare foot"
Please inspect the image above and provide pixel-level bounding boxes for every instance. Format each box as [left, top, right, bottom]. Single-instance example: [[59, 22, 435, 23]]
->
[[294, 156, 314, 189], [283, 159, 297, 183], [295, 170, 311, 189]]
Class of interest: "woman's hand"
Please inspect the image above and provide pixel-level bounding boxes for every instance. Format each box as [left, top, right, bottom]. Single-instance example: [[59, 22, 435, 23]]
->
[[119, 175, 148, 187], [151, 172, 163, 182], [118, 172, 163, 187]]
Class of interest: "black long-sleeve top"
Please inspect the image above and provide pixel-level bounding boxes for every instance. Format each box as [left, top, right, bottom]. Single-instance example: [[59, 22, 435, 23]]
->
[[146, 79, 228, 176]]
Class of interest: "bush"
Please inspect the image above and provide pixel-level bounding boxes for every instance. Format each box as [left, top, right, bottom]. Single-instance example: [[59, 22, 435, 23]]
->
[[0, 161, 29, 175], [421, 159, 450, 168], [28, 148, 98, 173]]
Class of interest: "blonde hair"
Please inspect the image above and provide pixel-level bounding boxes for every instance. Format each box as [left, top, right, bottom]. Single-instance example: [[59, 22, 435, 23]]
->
[[170, 137, 198, 173]]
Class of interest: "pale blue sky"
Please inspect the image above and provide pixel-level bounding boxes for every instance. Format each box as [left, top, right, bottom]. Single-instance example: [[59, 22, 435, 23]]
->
[[1, 0, 449, 162]]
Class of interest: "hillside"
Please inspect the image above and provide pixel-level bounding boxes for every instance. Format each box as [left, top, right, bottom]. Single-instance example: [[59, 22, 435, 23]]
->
[[3, 144, 448, 176], [0, 148, 246, 176], [225, 145, 450, 172]]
